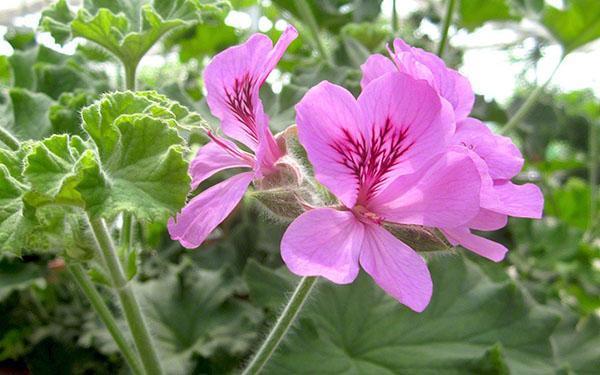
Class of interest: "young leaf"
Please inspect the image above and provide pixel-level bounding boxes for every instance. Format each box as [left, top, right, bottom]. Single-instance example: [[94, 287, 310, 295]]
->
[[266, 256, 560, 374], [40, 0, 230, 69], [24, 92, 195, 221], [0, 88, 54, 141]]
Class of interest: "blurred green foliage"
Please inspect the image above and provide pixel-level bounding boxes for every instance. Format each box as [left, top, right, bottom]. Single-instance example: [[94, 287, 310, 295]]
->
[[0, 0, 598, 373]]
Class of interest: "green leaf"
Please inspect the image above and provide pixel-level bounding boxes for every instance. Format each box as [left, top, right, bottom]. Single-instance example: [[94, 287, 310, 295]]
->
[[552, 309, 600, 373], [459, 0, 520, 31], [266, 256, 560, 374], [24, 91, 194, 221], [271, 0, 382, 32], [243, 259, 295, 311], [546, 177, 593, 230], [49, 90, 98, 136], [3, 26, 36, 51], [542, 0, 600, 52], [0, 89, 54, 141], [40, 0, 228, 68], [136, 262, 262, 373], [163, 19, 238, 63], [0, 147, 61, 256]]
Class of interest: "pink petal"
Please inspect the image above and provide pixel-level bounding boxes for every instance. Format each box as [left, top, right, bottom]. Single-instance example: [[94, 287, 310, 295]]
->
[[392, 39, 474, 121], [468, 209, 508, 231], [455, 118, 524, 180], [442, 227, 508, 262], [281, 208, 364, 284], [369, 150, 481, 228], [360, 223, 432, 312], [356, 72, 455, 189], [168, 172, 254, 249], [189, 141, 253, 190], [295, 81, 365, 207], [359, 53, 396, 89], [491, 181, 544, 219], [204, 26, 297, 153]]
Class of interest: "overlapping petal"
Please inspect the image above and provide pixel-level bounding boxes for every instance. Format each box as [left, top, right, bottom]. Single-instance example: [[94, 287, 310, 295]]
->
[[391, 39, 475, 121], [295, 81, 365, 207], [443, 227, 508, 262], [369, 150, 481, 228], [360, 223, 432, 312], [454, 118, 523, 180], [281, 208, 365, 284], [357, 72, 455, 182], [189, 141, 253, 189], [204, 26, 297, 154], [491, 181, 544, 219], [359, 53, 395, 88], [168, 172, 254, 249]]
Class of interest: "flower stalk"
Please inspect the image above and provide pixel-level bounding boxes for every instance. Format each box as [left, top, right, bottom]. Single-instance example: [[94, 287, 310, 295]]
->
[[87, 216, 163, 375], [437, 0, 456, 58], [68, 263, 145, 375], [242, 276, 318, 375]]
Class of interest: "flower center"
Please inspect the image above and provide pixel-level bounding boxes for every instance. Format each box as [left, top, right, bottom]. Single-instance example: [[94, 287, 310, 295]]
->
[[352, 205, 383, 225]]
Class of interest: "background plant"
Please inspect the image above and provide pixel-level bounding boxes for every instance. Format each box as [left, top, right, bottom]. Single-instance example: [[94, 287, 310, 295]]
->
[[0, 0, 598, 374]]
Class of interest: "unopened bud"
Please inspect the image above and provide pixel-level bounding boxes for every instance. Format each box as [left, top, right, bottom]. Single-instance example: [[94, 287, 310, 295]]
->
[[384, 223, 452, 253]]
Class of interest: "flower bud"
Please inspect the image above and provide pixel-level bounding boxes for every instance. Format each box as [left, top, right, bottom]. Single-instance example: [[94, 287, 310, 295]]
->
[[384, 223, 453, 254]]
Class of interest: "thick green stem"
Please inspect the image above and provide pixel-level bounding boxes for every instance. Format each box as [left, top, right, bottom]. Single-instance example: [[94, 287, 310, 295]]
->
[[392, 0, 399, 33], [125, 63, 138, 91], [295, 0, 331, 64], [501, 56, 565, 135], [68, 263, 145, 375], [87, 216, 163, 375], [120, 212, 134, 250], [242, 276, 318, 375], [437, 0, 456, 58], [0, 126, 20, 151]]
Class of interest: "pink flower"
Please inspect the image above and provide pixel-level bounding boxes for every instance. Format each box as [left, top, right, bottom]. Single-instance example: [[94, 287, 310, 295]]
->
[[361, 38, 474, 121], [281, 72, 483, 312], [361, 38, 543, 262], [441, 118, 543, 261], [168, 26, 298, 248]]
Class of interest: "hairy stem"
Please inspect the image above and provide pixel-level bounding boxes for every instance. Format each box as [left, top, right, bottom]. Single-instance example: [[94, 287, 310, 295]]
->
[[242, 276, 318, 375], [0, 126, 20, 151], [295, 0, 331, 64], [125, 63, 138, 91], [68, 263, 145, 375], [501, 56, 565, 135], [87, 216, 163, 375], [437, 0, 456, 58], [120, 212, 134, 250]]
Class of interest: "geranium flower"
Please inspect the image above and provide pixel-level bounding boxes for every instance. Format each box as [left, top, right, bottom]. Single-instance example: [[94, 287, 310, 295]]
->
[[168, 26, 298, 248], [360, 38, 543, 262], [281, 72, 482, 312], [441, 118, 543, 261], [361, 38, 474, 121]]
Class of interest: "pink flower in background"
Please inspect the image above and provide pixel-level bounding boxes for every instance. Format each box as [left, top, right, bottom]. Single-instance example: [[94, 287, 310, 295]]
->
[[281, 72, 482, 312], [361, 37, 543, 262], [361, 38, 474, 121], [441, 118, 543, 261], [168, 26, 298, 248]]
